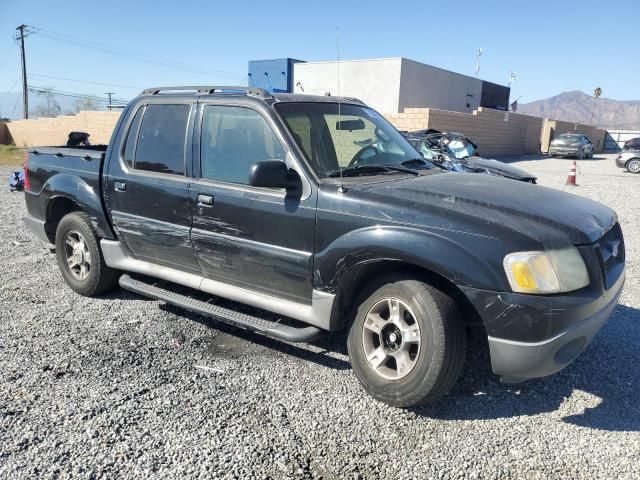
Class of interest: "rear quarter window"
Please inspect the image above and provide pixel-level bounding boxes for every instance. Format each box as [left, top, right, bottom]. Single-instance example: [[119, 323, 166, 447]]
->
[[122, 107, 144, 168]]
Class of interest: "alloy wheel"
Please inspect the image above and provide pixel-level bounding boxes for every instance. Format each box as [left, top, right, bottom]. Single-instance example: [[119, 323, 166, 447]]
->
[[64, 230, 92, 280], [361, 297, 421, 380]]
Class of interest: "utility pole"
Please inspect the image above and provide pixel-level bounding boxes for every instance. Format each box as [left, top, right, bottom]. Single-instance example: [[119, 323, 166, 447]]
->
[[105, 92, 114, 111], [16, 24, 29, 119]]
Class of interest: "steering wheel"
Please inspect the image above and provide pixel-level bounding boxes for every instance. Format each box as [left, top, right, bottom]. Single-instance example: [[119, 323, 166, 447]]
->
[[348, 145, 378, 167]]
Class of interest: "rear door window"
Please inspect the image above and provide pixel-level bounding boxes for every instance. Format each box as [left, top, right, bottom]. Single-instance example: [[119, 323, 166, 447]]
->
[[134, 104, 190, 175]]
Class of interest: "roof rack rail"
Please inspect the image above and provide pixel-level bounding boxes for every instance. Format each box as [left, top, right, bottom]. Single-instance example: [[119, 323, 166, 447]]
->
[[344, 97, 366, 105], [140, 86, 273, 100]]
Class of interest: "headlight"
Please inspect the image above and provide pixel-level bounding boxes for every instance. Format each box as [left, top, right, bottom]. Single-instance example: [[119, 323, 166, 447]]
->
[[503, 248, 589, 294]]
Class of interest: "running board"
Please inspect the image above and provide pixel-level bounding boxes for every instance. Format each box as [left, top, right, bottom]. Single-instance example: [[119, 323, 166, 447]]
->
[[119, 274, 321, 343]]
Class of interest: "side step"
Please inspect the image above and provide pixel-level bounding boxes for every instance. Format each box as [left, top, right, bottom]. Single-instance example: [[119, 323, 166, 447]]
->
[[119, 274, 321, 343]]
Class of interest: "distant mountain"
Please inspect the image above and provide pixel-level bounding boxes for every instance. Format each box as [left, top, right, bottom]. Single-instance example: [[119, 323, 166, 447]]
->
[[518, 91, 640, 130]]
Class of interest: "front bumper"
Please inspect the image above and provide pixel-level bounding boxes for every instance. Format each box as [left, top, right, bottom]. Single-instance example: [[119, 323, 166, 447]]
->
[[615, 156, 627, 168], [462, 269, 624, 382]]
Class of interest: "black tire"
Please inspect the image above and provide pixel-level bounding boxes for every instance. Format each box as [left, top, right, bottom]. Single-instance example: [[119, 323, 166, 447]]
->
[[347, 275, 466, 407], [55, 212, 120, 296]]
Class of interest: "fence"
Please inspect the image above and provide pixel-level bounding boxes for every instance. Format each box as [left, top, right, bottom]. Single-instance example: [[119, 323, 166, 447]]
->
[[0, 122, 9, 145], [604, 130, 640, 150], [385, 108, 608, 156], [1, 107, 613, 158], [4, 111, 122, 147]]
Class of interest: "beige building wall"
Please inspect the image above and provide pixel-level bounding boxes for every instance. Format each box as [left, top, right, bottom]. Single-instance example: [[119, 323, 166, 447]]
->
[[385, 107, 544, 156], [6, 111, 122, 147], [3, 108, 608, 158], [0, 122, 9, 145]]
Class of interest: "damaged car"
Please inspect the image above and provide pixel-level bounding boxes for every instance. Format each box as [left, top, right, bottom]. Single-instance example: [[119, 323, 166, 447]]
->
[[403, 130, 537, 183], [23, 87, 624, 407]]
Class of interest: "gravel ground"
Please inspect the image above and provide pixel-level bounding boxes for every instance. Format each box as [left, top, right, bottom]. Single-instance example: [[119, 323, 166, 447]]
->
[[1, 154, 639, 479]]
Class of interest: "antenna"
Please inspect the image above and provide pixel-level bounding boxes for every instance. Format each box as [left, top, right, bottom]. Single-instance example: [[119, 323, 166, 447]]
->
[[336, 26, 345, 193]]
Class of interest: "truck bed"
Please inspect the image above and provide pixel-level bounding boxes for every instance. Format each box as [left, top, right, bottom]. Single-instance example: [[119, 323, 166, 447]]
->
[[24, 144, 115, 242]]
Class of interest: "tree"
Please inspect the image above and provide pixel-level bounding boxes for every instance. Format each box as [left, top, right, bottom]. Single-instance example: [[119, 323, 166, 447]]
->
[[589, 87, 603, 125], [31, 87, 61, 118], [75, 96, 101, 113]]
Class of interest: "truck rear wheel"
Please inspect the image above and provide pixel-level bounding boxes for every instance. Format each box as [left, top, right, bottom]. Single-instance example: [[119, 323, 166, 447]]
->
[[347, 276, 466, 407], [55, 212, 119, 296]]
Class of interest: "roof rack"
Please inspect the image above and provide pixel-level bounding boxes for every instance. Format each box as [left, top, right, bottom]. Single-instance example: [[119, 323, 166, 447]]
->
[[140, 86, 273, 100]]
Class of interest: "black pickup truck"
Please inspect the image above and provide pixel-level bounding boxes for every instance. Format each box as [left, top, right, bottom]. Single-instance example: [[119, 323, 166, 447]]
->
[[23, 86, 625, 407]]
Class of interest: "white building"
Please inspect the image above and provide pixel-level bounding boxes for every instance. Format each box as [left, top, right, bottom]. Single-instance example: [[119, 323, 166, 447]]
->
[[292, 57, 509, 114]]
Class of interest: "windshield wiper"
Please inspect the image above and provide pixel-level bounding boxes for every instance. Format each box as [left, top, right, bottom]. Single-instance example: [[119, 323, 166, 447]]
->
[[327, 164, 419, 178], [401, 158, 435, 169]]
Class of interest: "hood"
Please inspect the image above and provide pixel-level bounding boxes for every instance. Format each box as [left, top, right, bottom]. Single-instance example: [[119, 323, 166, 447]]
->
[[458, 156, 537, 180], [356, 173, 616, 248]]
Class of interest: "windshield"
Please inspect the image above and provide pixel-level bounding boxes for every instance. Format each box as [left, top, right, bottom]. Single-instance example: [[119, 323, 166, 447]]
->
[[275, 102, 423, 178], [444, 137, 476, 159], [417, 134, 476, 160]]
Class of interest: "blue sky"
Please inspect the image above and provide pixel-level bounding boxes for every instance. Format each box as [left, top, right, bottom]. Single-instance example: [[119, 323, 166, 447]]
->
[[0, 0, 638, 114]]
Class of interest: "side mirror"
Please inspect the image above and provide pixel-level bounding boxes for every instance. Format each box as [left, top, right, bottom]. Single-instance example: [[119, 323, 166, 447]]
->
[[249, 160, 297, 190]]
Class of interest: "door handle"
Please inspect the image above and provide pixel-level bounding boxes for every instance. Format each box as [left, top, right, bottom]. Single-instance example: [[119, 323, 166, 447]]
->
[[197, 194, 214, 206], [114, 181, 127, 192]]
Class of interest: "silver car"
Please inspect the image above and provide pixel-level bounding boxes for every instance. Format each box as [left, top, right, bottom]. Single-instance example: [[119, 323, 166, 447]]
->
[[615, 151, 640, 173], [548, 133, 594, 159]]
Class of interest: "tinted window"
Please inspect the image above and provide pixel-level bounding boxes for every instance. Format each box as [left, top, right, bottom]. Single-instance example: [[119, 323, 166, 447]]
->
[[276, 102, 420, 178], [201, 106, 285, 184], [135, 104, 190, 175], [123, 107, 144, 168]]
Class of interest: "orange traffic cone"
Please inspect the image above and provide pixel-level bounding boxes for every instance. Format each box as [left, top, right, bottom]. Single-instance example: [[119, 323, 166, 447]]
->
[[566, 160, 578, 186]]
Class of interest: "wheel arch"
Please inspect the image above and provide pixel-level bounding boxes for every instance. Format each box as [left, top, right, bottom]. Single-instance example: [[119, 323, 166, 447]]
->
[[44, 196, 81, 242], [41, 173, 116, 242], [317, 226, 498, 331]]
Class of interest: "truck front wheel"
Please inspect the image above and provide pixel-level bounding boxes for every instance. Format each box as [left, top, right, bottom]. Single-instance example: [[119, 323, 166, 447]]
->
[[55, 212, 119, 296], [347, 276, 466, 407]]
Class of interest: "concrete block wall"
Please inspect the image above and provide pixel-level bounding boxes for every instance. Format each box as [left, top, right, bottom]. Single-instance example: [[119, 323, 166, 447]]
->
[[385, 107, 544, 156], [5, 111, 122, 147], [384, 108, 430, 132], [0, 122, 10, 145]]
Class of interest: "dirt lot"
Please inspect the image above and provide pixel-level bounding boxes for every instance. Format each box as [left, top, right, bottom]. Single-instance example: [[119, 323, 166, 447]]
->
[[1, 153, 638, 479]]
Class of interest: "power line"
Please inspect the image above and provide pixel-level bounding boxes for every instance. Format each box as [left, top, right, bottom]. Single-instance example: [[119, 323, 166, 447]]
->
[[0, 46, 16, 73], [29, 85, 129, 105], [0, 78, 21, 106], [105, 92, 115, 111], [27, 73, 142, 90], [32, 26, 243, 78], [10, 94, 21, 117]]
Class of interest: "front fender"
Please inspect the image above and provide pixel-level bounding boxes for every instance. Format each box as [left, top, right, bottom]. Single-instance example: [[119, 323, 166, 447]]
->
[[40, 173, 114, 239], [313, 226, 507, 293]]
